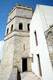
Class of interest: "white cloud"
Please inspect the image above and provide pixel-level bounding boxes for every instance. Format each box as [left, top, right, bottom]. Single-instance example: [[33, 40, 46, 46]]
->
[[0, 41, 4, 60]]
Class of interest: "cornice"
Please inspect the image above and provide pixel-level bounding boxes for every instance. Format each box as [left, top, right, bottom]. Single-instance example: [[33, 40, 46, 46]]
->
[[7, 16, 32, 25], [5, 30, 30, 41], [4, 34, 30, 41], [5, 29, 29, 37]]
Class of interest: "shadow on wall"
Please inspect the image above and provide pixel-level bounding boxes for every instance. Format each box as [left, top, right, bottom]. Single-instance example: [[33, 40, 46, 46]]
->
[[17, 71, 21, 80], [8, 67, 21, 80]]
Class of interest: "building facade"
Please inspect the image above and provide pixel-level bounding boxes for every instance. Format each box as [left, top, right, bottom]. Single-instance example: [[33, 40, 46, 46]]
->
[[30, 4, 53, 80], [0, 3, 33, 79], [0, 3, 53, 80]]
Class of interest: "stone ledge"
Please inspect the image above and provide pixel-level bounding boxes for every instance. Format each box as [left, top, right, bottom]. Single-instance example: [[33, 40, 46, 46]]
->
[[7, 16, 32, 25]]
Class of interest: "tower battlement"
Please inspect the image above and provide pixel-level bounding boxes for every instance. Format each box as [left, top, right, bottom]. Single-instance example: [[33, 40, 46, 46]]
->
[[9, 3, 33, 16], [1, 3, 33, 79]]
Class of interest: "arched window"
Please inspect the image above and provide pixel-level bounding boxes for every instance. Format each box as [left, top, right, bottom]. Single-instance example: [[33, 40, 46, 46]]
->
[[19, 23, 23, 30], [7, 28, 9, 34], [27, 24, 30, 31], [11, 24, 13, 31]]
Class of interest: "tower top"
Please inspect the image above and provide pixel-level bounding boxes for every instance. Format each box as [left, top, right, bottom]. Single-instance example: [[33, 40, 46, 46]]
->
[[9, 3, 33, 16]]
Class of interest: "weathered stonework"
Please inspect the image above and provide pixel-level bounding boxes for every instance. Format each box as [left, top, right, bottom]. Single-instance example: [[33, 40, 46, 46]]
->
[[45, 26, 53, 67], [0, 3, 33, 80], [8, 68, 17, 80]]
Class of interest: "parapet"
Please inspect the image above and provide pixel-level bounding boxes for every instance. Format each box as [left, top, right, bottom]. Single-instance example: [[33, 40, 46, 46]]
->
[[9, 3, 33, 16]]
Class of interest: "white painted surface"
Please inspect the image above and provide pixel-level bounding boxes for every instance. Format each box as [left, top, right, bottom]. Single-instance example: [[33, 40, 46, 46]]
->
[[0, 41, 4, 60], [38, 5, 53, 32], [30, 5, 53, 80]]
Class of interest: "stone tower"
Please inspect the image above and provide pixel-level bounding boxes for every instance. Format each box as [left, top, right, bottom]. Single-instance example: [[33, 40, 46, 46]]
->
[[1, 3, 33, 78]]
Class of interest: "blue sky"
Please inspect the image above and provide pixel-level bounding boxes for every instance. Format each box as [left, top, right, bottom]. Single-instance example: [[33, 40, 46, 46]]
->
[[0, 0, 53, 41]]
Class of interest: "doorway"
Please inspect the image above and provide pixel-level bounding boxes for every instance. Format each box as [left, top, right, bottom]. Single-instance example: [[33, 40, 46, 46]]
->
[[22, 58, 27, 72]]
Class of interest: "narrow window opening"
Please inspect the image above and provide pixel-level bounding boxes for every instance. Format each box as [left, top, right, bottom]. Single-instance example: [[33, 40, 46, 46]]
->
[[23, 44, 25, 51], [11, 24, 13, 31], [37, 54, 42, 76], [27, 24, 30, 31], [7, 28, 9, 34], [34, 31, 38, 46], [19, 23, 23, 30]]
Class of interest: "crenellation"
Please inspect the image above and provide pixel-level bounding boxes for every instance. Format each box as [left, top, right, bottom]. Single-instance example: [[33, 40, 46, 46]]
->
[[25, 5, 28, 7], [8, 6, 16, 16], [29, 6, 32, 8], [21, 4, 24, 7], [16, 3, 19, 6], [8, 3, 33, 16], [0, 3, 33, 80]]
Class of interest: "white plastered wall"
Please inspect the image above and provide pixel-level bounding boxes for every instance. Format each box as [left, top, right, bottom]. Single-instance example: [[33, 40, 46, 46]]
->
[[30, 5, 53, 80]]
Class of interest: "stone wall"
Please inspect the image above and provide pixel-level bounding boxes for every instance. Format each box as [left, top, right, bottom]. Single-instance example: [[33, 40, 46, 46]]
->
[[27, 58, 32, 72], [1, 37, 14, 78], [8, 68, 17, 80], [0, 3, 33, 79], [45, 26, 53, 67], [13, 33, 30, 72]]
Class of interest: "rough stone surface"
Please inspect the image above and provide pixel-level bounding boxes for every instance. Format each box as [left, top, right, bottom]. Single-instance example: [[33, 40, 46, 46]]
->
[[27, 58, 32, 72], [0, 4, 33, 80], [8, 68, 17, 80], [45, 26, 53, 67], [1, 37, 14, 78], [0, 73, 8, 80]]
